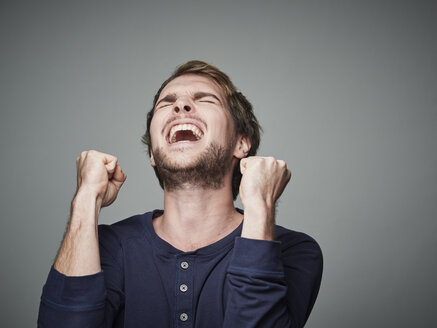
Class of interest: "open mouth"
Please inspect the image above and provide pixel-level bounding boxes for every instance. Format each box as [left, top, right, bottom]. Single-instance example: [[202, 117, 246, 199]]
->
[[168, 123, 204, 144]]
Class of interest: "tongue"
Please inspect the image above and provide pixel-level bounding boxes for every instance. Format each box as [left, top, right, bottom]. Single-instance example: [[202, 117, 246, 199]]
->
[[175, 130, 198, 142]]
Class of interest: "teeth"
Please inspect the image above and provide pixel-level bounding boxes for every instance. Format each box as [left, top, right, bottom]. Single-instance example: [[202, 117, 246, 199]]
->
[[169, 124, 203, 144]]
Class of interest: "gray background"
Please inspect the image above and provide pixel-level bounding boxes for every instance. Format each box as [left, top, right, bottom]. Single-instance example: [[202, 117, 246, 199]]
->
[[1, 0, 436, 327]]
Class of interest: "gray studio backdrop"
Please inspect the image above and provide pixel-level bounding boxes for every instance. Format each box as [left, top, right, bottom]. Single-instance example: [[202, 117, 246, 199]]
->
[[1, 0, 436, 327]]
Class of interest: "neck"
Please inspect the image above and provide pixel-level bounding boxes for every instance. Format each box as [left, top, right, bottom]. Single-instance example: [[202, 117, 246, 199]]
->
[[153, 180, 242, 252]]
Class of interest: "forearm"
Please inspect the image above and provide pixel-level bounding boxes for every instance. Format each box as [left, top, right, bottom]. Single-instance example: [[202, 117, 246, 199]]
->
[[241, 201, 275, 241], [39, 208, 123, 327], [224, 237, 290, 327], [54, 188, 102, 276]]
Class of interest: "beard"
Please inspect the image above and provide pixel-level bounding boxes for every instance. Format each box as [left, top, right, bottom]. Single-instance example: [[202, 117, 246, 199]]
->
[[152, 141, 235, 192]]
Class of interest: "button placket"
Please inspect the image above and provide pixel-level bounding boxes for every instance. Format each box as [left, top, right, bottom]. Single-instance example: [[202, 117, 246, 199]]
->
[[175, 256, 194, 326]]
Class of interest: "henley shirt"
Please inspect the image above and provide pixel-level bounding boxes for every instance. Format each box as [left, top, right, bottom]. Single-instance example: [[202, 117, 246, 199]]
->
[[38, 210, 323, 327]]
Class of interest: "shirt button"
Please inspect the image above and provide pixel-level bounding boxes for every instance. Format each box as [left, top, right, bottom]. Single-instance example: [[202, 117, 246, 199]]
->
[[181, 261, 189, 269], [179, 284, 188, 292], [180, 313, 188, 322]]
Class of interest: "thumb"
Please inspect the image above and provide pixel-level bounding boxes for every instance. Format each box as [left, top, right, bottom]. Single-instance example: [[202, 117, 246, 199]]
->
[[112, 164, 127, 190], [240, 158, 248, 175], [105, 160, 117, 174]]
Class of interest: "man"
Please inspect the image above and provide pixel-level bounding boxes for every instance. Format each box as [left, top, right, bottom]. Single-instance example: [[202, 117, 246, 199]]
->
[[38, 60, 323, 327]]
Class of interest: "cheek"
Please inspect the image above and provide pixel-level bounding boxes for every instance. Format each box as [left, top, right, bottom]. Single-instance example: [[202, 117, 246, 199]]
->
[[149, 116, 163, 145], [221, 113, 236, 135], [211, 115, 235, 141]]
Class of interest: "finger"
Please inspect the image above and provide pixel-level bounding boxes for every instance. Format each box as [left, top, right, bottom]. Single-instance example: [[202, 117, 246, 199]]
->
[[105, 162, 117, 174], [79, 150, 88, 161], [280, 170, 291, 190], [112, 164, 126, 183], [104, 156, 118, 174], [112, 168, 126, 191], [240, 158, 248, 174], [101, 152, 118, 165], [277, 159, 286, 168]]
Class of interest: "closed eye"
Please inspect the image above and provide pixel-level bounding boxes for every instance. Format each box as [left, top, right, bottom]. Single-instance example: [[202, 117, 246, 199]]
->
[[156, 103, 172, 110], [193, 92, 222, 105], [155, 93, 177, 111]]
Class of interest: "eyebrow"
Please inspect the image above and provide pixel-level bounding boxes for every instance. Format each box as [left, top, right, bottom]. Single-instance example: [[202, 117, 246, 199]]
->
[[155, 92, 223, 109], [193, 92, 222, 105], [155, 93, 177, 109]]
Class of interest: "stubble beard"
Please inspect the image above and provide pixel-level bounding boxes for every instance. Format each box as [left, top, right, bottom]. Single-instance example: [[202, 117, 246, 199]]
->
[[153, 141, 235, 192]]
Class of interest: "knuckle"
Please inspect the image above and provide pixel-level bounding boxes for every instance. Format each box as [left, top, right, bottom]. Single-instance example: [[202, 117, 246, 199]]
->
[[262, 156, 275, 165]]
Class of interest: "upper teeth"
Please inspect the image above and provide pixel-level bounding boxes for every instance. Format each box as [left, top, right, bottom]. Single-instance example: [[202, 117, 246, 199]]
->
[[169, 124, 203, 144]]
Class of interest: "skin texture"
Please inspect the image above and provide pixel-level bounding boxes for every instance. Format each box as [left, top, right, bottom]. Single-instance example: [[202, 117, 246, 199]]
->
[[53, 74, 291, 276], [54, 150, 127, 275], [152, 142, 235, 191]]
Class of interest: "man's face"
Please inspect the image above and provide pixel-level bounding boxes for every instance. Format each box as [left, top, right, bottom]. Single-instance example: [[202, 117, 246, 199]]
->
[[149, 74, 237, 169], [149, 74, 241, 190]]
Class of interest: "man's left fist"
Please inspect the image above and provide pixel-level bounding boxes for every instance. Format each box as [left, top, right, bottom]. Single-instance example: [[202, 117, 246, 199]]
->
[[239, 156, 292, 210]]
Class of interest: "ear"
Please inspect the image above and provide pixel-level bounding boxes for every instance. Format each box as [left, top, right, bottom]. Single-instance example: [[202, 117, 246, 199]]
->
[[233, 134, 251, 159], [149, 149, 156, 167]]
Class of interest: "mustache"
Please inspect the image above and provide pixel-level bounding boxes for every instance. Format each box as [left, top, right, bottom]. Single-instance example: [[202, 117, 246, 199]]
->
[[161, 114, 208, 135]]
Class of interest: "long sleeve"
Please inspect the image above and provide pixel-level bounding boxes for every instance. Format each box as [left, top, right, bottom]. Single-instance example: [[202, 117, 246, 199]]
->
[[38, 212, 322, 327], [37, 225, 125, 327], [38, 267, 107, 327], [223, 232, 323, 328]]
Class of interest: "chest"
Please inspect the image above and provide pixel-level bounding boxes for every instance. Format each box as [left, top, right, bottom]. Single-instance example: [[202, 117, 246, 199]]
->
[[120, 238, 233, 328]]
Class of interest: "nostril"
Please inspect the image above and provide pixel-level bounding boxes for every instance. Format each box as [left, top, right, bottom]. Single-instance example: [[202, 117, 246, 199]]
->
[[184, 105, 191, 112]]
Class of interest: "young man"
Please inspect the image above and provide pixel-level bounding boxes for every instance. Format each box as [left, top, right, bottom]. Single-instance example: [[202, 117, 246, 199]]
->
[[38, 61, 323, 327]]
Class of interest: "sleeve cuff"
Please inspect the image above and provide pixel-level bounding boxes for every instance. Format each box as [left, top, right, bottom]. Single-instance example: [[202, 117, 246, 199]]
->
[[40, 266, 106, 311], [229, 237, 284, 276]]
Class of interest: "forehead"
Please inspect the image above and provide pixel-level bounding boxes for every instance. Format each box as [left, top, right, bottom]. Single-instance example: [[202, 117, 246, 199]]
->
[[158, 74, 226, 101]]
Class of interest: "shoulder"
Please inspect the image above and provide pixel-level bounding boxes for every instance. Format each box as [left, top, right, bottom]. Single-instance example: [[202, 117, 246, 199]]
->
[[275, 224, 321, 250], [98, 210, 157, 244], [274, 225, 323, 265]]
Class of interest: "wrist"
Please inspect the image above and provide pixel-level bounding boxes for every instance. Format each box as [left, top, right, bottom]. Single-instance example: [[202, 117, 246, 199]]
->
[[241, 205, 275, 241], [70, 188, 102, 228], [242, 197, 275, 221], [73, 186, 103, 207]]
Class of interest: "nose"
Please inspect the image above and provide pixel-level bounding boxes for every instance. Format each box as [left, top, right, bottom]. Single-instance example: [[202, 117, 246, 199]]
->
[[173, 97, 193, 114]]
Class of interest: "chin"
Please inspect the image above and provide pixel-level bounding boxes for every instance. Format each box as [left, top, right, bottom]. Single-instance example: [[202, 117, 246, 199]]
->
[[166, 156, 203, 170], [153, 146, 203, 170], [152, 142, 234, 190]]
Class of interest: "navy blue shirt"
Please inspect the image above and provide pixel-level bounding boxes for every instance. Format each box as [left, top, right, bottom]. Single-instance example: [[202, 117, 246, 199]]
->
[[38, 210, 323, 327]]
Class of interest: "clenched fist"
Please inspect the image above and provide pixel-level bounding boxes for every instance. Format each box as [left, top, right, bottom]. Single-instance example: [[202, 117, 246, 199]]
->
[[76, 150, 127, 207], [239, 156, 291, 240], [239, 156, 291, 208]]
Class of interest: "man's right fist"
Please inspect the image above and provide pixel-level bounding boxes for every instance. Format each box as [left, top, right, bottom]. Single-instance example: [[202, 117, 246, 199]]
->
[[75, 150, 127, 207]]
